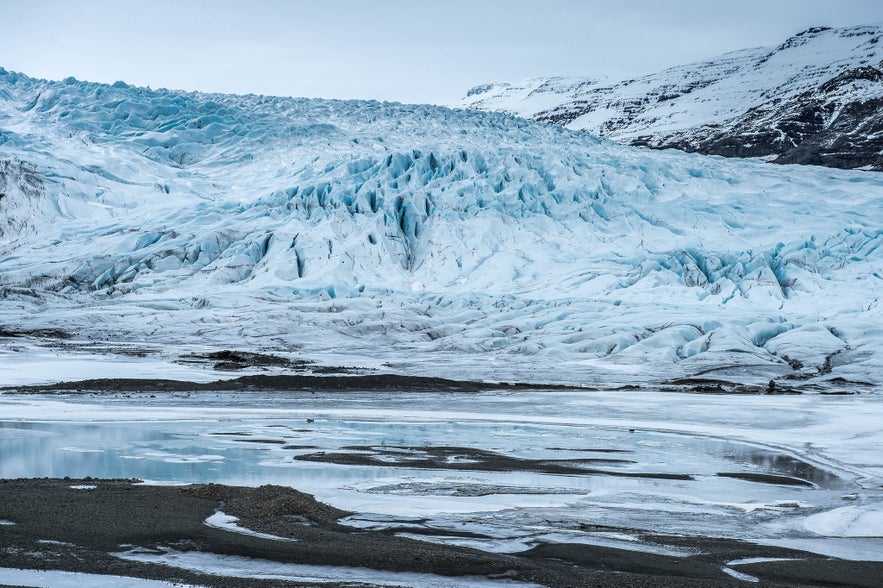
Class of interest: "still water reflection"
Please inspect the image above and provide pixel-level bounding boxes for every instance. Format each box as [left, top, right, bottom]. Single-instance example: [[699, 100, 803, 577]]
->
[[0, 412, 874, 553], [0, 418, 847, 489]]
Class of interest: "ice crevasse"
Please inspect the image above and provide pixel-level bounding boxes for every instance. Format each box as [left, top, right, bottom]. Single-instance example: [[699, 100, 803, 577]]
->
[[0, 68, 881, 387]]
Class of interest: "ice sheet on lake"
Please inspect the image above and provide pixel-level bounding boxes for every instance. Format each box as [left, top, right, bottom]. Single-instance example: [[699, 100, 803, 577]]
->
[[758, 537, 883, 562], [1, 391, 881, 562], [60, 446, 104, 453], [802, 505, 883, 537], [133, 451, 225, 464]]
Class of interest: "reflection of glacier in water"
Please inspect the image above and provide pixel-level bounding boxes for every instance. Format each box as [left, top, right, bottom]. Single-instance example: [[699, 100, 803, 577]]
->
[[1, 389, 882, 560]]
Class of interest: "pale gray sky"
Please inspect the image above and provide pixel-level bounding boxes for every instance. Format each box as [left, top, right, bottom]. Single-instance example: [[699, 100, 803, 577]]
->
[[3, 0, 883, 104]]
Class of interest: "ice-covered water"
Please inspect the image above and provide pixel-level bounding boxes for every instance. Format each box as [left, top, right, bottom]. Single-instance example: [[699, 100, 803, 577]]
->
[[2, 390, 881, 560]]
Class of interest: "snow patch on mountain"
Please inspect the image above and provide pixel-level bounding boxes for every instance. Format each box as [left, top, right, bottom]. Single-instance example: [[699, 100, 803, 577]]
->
[[0, 68, 881, 387], [462, 25, 883, 171]]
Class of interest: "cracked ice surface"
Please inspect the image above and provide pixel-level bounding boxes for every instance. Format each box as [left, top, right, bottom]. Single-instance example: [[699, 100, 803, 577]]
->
[[0, 69, 882, 386]]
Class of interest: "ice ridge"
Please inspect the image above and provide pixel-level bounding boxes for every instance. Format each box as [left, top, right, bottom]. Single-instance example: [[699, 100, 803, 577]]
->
[[0, 69, 881, 387]]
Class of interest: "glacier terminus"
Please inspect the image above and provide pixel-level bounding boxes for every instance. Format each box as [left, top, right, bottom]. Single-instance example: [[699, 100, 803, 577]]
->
[[0, 68, 881, 390]]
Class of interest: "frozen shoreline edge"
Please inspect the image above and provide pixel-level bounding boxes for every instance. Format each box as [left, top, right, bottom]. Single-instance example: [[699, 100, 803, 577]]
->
[[1, 478, 882, 588], [1, 372, 834, 396]]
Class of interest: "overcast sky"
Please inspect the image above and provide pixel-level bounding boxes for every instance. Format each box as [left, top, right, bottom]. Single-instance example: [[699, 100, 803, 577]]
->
[[3, 0, 883, 105]]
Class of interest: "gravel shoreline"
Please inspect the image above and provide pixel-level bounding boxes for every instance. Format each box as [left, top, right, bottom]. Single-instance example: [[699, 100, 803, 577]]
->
[[1, 478, 881, 587], [2, 372, 799, 395]]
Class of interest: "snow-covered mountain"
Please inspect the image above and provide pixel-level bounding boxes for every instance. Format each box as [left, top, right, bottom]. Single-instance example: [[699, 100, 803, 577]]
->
[[462, 25, 883, 171], [1, 68, 881, 388]]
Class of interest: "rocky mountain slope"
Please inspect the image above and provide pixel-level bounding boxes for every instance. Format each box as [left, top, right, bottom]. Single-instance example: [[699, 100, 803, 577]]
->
[[461, 25, 883, 171], [1, 68, 881, 387]]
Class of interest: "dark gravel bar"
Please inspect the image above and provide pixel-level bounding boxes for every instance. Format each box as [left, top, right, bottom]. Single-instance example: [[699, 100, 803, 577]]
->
[[1, 478, 881, 587]]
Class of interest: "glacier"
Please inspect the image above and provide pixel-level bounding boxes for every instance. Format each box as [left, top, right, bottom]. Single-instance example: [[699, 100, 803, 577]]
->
[[0, 68, 882, 388]]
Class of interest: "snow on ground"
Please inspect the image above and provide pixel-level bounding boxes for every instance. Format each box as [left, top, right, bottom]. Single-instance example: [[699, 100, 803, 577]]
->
[[116, 549, 544, 588], [727, 557, 801, 566], [204, 511, 296, 542], [720, 566, 760, 583], [0, 341, 241, 386], [0, 568, 203, 588], [1, 68, 882, 387]]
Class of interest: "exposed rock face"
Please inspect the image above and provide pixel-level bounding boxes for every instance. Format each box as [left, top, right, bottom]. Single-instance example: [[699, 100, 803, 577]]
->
[[462, 26, 883, 171], [650, 65, 883, 170]]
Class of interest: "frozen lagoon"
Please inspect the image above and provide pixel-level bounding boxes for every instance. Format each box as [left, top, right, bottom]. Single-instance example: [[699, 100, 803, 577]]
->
[[2, 388, 881, 563]]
